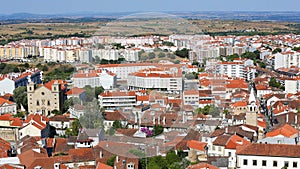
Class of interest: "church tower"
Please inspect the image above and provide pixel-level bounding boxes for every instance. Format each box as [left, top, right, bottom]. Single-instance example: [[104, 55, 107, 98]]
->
[[246, 87, 258, 126]]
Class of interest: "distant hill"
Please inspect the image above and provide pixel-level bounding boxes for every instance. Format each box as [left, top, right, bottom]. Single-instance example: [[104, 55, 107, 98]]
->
[[0, 11, 300, 22]]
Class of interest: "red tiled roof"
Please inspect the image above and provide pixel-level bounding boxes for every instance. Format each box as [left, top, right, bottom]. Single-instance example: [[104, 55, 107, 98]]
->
[[232, 101, 247, 107], [44, 80, 67, 91], [0, 97, 15, 105], [100, 91, 136, 97], [137, 95, 149, 101], [236, 143, 300, 158], [66, 87, 85, 95], [187, 140, 207, 151], [96, 162, 113, 169], [266, 124, 298, 138], [225, 134, 251, 149], [187, 163, 220, 169]]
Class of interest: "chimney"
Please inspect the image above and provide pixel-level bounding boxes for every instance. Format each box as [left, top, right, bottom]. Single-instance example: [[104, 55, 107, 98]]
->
[[295, 114, 298, 125], [225, 127, 228, 134], [286, 114, 289, 123], [152, 117, 155, 124], [163, 116, 166, 125]]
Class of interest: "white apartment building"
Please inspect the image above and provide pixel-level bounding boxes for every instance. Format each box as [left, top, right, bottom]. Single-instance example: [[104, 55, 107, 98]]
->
[[183, 90, 199, 107], [189, 46, 220, 63], [72, 69, 117, 90], [285, 79, 300, 94], [98, 91, 137, 109], [215, 62, 245, 78], [236, 144, 300, 169], [127, 68, 183, 92], [98, 63, 157, 80], [121, 49, 139, 62], [274, 51, 300, 70], [92, 49, 119, 61]]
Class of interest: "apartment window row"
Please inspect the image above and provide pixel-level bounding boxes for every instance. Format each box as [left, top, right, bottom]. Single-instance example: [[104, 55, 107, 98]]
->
[[243, 159, 297, 168]]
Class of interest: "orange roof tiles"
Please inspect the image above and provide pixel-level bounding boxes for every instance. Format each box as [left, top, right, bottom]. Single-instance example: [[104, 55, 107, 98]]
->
[[0, 97, 15, 106], [184, 90, 199, 95], [187, 140, 207, 151], [187, 163, 220, 169], [225, 134, 251, 149], [96, 162, 113, 169], [100, 91, 136, 97], [232, 101, 247, 107], [266, 124, 298, 138], [236, 143, 300, 158], [66, 87, 85, 95], [44, 80, 67, 91]]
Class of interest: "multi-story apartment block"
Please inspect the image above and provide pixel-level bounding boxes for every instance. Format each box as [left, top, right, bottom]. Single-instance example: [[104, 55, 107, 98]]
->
[[98, 63, 157, 80], [285, 78, 300, 94], [215, 61, 245, 78], [98, 91, 137, 109], [27, 80, 66, 115], [183, 90, 199, 107], [274, 51, 300, 70], [127, 68, 183, 92], [72, 69, 117, 90]]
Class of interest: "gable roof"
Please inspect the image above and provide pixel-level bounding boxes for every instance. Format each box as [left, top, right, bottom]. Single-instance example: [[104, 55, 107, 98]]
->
[[236, 143, 300, 158], [225, 134, 251, 149], [96, 162, 113, 169], [187, 163, 220, 169], [66, 87, 85, 95], [187, 140, 207, 151], [266, 124, 298, 138]]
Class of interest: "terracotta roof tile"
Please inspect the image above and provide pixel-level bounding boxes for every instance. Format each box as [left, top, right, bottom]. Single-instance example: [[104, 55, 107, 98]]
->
[[187, 140, 207, 151], [236, 143, 300, 158], [266, 124, 298, 138]]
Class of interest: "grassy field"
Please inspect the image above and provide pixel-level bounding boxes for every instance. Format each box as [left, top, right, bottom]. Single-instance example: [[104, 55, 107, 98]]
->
[[0, 19, 298, 44]]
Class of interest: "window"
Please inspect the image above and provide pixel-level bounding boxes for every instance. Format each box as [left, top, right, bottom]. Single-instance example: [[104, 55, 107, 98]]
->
[[293, 162, 297, 168], [37, 100, 39, 106], [285, 161, 289, 167], [253, 160, 257, 166], [243, 159, 248, 166], [228, 152, 232, 157], [273, 161, 278, 167], [262, 160, 267, 166]]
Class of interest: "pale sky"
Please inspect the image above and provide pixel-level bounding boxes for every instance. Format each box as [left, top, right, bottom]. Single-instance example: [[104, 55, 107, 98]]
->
[[1, 0, 299, 14]]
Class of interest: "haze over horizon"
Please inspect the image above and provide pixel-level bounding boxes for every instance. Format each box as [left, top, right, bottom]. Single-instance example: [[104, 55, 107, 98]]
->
[[1, 0, 300, 15]]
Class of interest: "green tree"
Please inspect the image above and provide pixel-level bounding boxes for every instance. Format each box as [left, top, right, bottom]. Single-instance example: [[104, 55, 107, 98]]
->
[[51, 109, 62, 115], [95, 86, 104, 99], [269, 77, 281, 88], [42, 65, 49, 71], [148, 52, 156, 59], [79, 99, 103, 129], [158, 52, 166, 58], [168, 53, 176, 59], [147, 156, 167, 169], [65, 119, 82, 136], [175, 48, 189, 58], [13, 86, 28, 111], [112, 120, 123, 129], [166, 150, 180, 165], [162, 41, 174, 46], [153, 125, 164, 136], [272, 48, 282, 54], [106, 155, 116, 167]]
